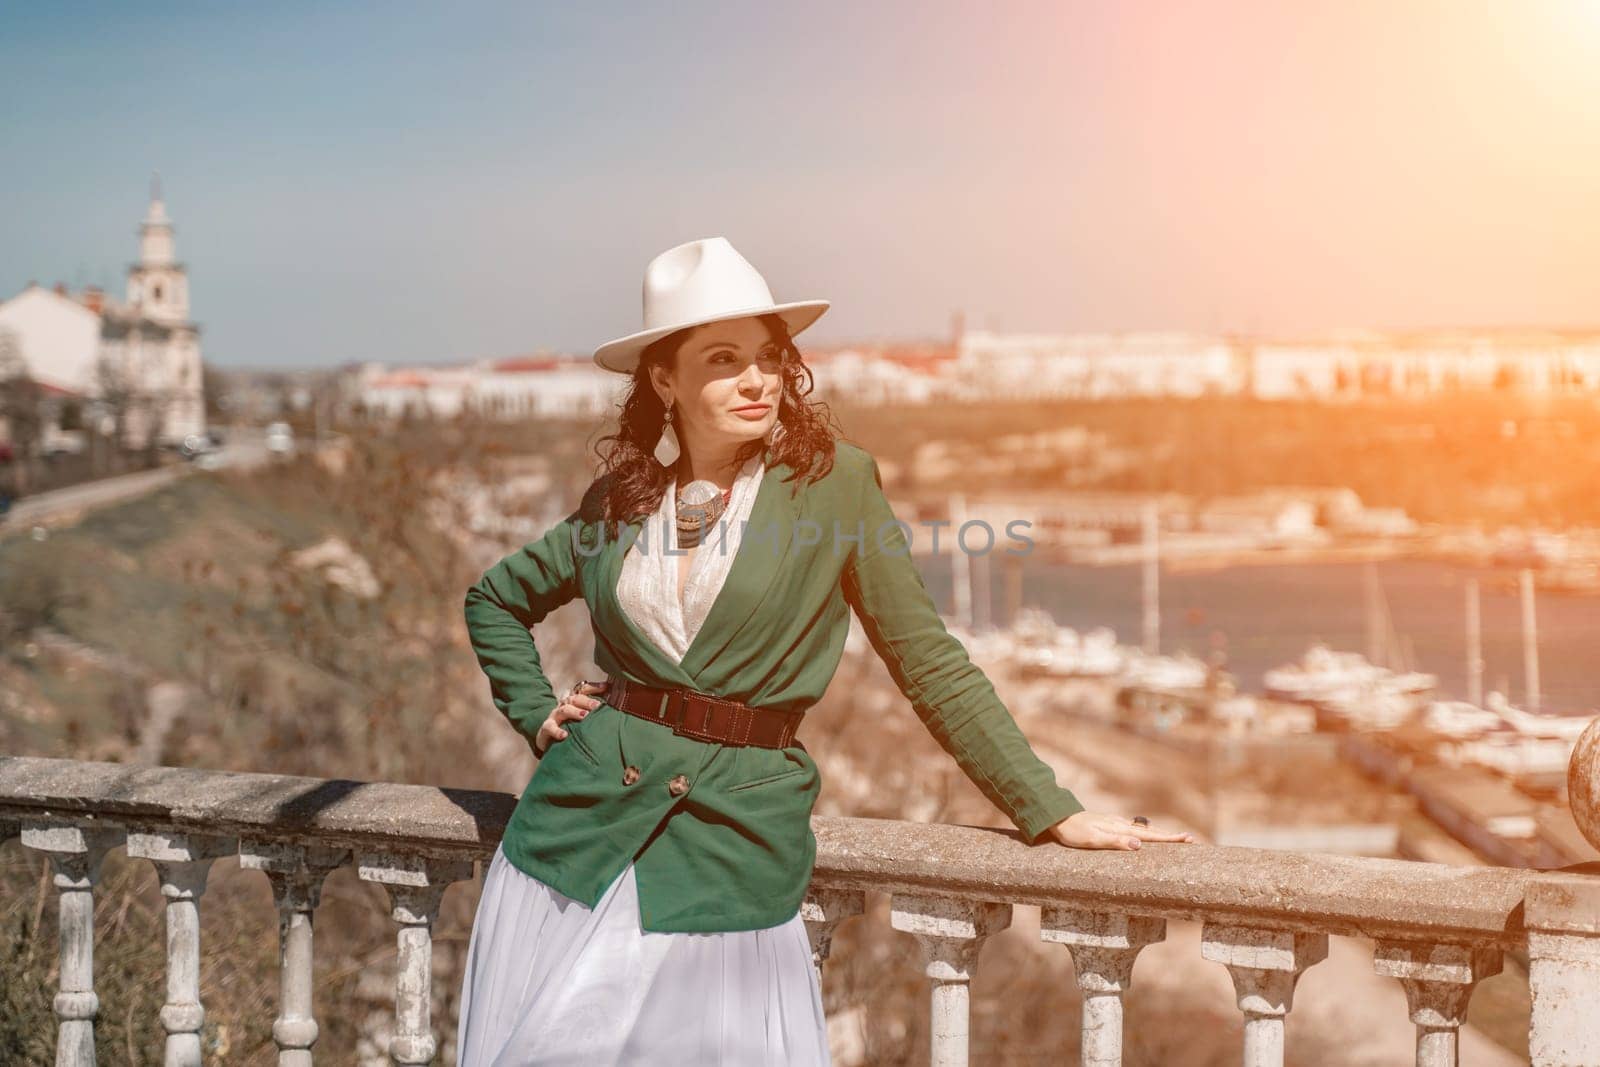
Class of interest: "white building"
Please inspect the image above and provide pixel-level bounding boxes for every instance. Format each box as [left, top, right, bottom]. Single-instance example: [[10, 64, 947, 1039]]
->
[[955, 329, 1244, 399], [0, 181, 206, 448], [352, 354, 622, 421], [468, 355, 622, 418], [1248, 330, 1600, 399], [807, 345, 958, 405], [951, 326, 1600, 402]]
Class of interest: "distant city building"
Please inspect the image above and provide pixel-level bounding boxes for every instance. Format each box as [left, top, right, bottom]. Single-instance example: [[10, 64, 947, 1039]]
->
[[956, 329, 1242, 399], [471, 355, 622, 418], [346, 319, 1600, 423], [0, 179, 206, 448], [1247, 329, 1600, 398], [349, 354, 622, 421], [807, 344, 959, 404]]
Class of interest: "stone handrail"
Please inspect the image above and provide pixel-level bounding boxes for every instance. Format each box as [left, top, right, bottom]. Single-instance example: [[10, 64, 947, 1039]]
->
[[2, 754, 1597, 1067]]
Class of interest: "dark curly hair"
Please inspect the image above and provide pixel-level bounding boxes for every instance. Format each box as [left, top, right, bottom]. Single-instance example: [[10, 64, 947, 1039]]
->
[[591, 313, 843, 536]]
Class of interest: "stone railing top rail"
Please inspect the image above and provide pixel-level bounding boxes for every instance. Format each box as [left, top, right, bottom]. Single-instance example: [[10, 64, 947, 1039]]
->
[[0, 755, 1537, 943]]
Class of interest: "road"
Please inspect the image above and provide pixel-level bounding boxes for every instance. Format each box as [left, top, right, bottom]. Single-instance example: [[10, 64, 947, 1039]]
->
[[0, 429, 282, 535]]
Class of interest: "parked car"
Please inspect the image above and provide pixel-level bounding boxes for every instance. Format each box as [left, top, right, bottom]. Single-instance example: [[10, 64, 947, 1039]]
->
[[42, 435, 87, 458], [265, 421, 295, 455], [180, 433, 217, 460]]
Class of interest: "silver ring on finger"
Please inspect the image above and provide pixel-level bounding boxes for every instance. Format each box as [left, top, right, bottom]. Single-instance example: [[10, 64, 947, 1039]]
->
[[1131, 815, 1150, 827]]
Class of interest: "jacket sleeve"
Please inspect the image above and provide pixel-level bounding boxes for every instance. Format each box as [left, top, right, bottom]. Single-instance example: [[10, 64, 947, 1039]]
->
[[839, 454, 1086, 843], [463, 510, 583, 758]]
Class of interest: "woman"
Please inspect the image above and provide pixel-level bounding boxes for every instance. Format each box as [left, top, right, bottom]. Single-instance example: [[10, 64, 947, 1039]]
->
[[456, 237, 1192, 1066]]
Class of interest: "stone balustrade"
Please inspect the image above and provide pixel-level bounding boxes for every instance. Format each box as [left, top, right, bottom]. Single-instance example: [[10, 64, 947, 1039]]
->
[[2, 752, 1597, 1066]]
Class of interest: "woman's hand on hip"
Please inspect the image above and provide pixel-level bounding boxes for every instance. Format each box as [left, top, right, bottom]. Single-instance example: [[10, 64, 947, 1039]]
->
[[534, 680, 609, 759], [1047, 810, 1196, 850]]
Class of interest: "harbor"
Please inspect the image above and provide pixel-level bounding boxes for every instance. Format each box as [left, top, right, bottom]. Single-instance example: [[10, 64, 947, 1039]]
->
[[1027, 556, 1599, 708], [891, 514, 1600, 874]]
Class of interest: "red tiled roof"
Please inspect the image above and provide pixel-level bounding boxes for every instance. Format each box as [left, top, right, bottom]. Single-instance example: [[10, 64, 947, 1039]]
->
[[492, 356, 566, 373], [881, 348, 957, 374], [371, 371, 430, 388]]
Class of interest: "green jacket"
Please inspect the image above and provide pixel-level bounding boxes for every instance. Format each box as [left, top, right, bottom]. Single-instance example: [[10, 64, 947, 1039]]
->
[[463, 440, 1085, 932]]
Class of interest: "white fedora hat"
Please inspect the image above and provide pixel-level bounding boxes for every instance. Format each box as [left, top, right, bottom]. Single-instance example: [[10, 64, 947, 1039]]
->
[[592, 236, 829, 374]]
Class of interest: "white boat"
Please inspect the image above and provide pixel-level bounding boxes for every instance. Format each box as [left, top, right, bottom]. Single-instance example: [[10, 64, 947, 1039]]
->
[[1423, 700, 1505, 738], [1320, 687, 1418, 730], [1483, 692, 1594, 740], [1263, 643, 1437, 730], [1263, 644, 1385, 703], [1120, 650, 1210, 692], [1386, 671, 1439, 695], [1078, 627, 1124, 676], [1446, 734, 1577, 779], [1002, 608, 1128, 678]]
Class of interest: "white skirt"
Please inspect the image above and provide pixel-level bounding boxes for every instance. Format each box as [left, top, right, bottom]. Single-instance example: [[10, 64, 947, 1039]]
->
[[455, 843, 832, 1067]]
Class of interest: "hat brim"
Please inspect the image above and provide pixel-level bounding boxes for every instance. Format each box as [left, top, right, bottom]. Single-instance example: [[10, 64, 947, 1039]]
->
[[592, 300, 830, 374]]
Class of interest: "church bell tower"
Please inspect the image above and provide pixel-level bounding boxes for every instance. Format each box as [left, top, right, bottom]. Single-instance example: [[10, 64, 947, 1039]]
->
[[126, 173, 190, 324]]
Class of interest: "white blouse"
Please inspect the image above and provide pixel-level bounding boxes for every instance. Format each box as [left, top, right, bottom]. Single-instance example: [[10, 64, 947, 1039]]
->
[[615, 451, 766, 665]]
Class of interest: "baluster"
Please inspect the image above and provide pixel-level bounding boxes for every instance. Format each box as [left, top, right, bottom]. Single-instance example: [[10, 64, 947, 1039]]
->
[[1526, 872, 1600, 1067], [239, 841, 350, 1066], [1200, 924, 1327, 1067], [1372, 940, 1501, 1067], [801, 887, 865, 981], [890, 894, 1011, 1067], [20, 819, 125, 1067], [357, 851, 473, 1066], [1041, 909, 1166, 1067], [125, 831, 238, 1067]]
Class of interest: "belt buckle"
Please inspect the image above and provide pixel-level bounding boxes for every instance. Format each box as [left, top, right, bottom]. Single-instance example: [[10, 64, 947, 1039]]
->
[[656, 688, 688, 730]]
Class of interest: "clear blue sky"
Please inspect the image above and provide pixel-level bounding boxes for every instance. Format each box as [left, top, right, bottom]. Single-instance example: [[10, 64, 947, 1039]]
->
[[4, 1, 1599, 368]]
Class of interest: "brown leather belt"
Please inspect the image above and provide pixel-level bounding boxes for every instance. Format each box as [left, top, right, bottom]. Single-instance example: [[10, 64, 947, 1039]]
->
[[605, 674, 802, 749]]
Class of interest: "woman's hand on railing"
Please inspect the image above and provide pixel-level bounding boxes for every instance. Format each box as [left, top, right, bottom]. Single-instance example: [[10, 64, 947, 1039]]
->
[[1047, 810, 1196, 850], [533, 680, 610, 759]]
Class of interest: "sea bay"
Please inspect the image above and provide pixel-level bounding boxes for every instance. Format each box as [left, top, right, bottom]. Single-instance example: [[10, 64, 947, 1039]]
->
[[921, 557, 1600, 713]]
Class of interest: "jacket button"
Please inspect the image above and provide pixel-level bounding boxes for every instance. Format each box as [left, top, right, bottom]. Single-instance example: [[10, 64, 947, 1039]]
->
[[667, 773, 690, 797], [622, 765, 641, 786]]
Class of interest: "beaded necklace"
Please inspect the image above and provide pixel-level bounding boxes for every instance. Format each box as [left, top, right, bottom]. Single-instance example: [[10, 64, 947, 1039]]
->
[[675, 479, 735, 549]]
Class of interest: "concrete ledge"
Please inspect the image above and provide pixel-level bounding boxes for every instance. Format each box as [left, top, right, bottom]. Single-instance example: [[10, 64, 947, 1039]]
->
[[0, 755, 515, 859], [1526, 871, 1600, 935], [814, 817, 1530, 943], [0, 755, 1534, 941]]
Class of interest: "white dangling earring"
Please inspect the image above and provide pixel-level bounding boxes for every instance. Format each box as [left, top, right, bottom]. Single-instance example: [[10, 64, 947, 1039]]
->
[[654, 407, 681, 467]]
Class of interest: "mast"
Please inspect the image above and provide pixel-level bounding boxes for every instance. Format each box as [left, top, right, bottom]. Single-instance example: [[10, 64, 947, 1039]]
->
[[1364, 562, 1385, 667], [972, 535, 992, 632], [1466, 576, 1484, 705], [950, 491, 972, 630], [1003, 553, 1022, 629], [1141, 499, 1160, 654], [1521, 568, 1541, 713]]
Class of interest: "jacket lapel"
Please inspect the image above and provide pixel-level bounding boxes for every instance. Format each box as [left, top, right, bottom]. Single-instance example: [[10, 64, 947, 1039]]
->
[[594, 451, 807, 690], [678, 455, 805, 681]]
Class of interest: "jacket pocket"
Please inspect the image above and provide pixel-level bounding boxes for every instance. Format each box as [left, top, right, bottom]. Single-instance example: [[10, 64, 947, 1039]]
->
[[726, 747, 814, 792], [726, 766, 809, 792], [557, 714, 603, 767]]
